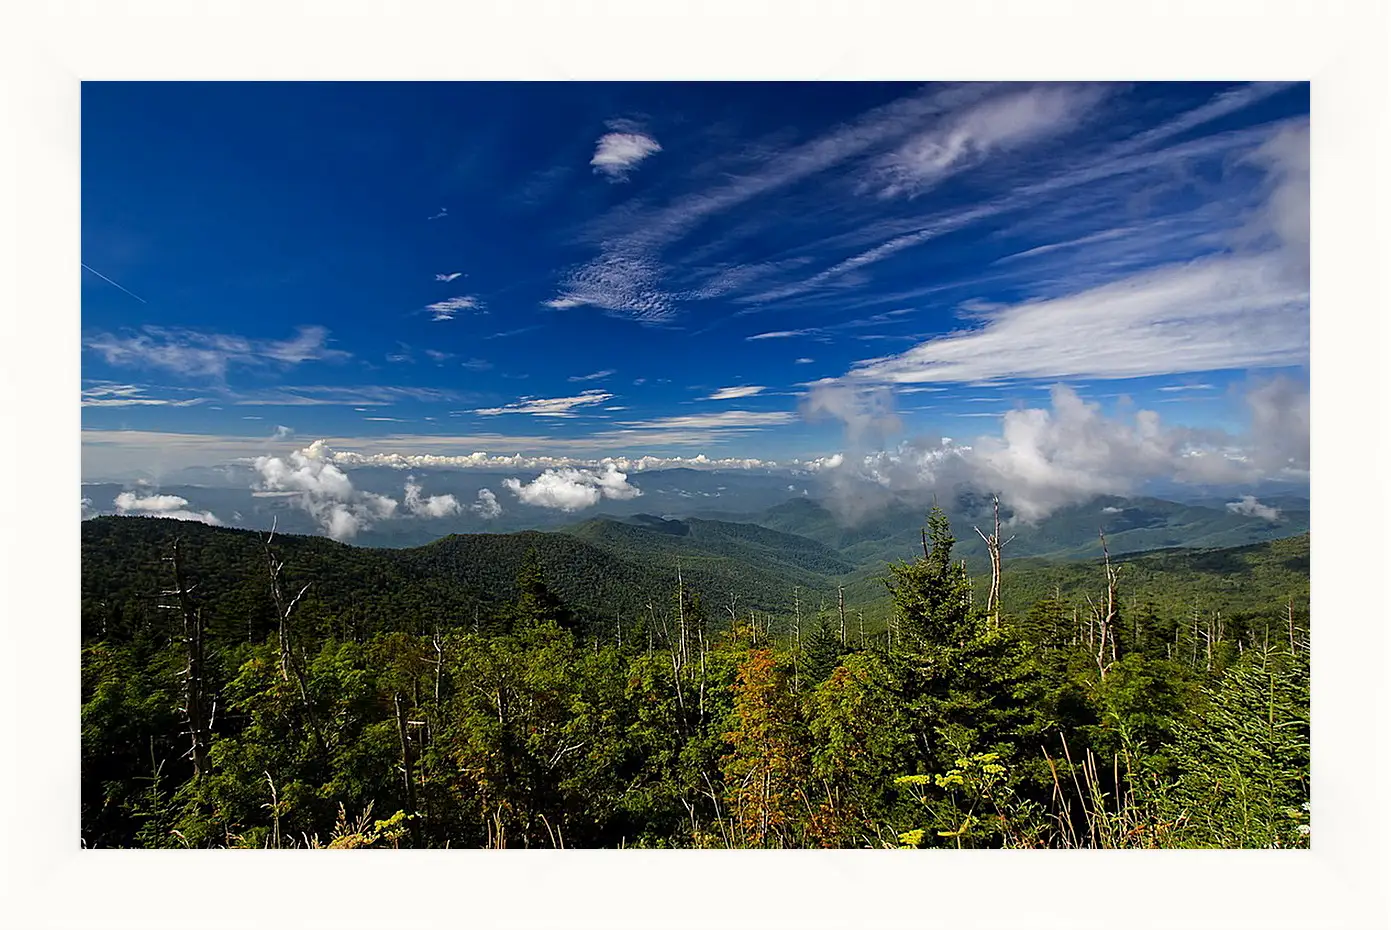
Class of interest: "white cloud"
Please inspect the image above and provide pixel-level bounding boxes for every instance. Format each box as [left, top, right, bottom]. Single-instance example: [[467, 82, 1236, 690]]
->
[[544, 296, 588, 310], [114, 491, 189, 513], [424, 350, 454, 363], [846, 253, 1306, 385], [424, 296, 481, 322], [81, 382, 208, 407], [1157, 384, 1215, 393], [435, 272, 464, 282], [503, 464, 642, 511], [231, 384, 465, 406], [704, 385, 766, 401], [327, 449, 777, 472], [1101, 505, 1125, 514], [1226, 495, 1282, 522], [473, 488, 503, 519], [273, 425, 294, 440], [403, 477, 462, 518], [1244, 375, 1310, 473], [568, 369, 616, 382], [253, 440, 399, 541], [874, 84, 1108, 197], [591, 130, 662, 180], [113, 491, 222, 525], [801, 381, 902, 447], [475, 390, 614, 418], [805, 381, 1307, 524], [618, 410, 796, 430], [557, 251, 677, 325], [746, 330, 814, 341], [795, 357, 815, 364], [83, 326, 348, 379], [460, 358, 493, 372]]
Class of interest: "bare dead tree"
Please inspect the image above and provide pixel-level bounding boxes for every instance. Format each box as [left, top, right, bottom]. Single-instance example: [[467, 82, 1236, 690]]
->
[[393, 692, 418, 841], [263, 518, 312, 683], [838, 585, 846, 646], [1287, 597, 1299, 655], [1191, 602, 1201, 669], [676, 561, 687, 671], [973, 495, 1016, 628], [1094, 531, 1122, 677], [159, 538, 210, 778]]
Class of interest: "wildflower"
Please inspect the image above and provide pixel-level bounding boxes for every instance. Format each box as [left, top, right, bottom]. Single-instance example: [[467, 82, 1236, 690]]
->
[[1297, 824, 1311, 836]]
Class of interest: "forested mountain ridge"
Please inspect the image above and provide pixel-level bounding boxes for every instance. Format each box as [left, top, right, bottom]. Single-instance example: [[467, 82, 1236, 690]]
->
[[747, 494, 1309, 569], [81, 511, 1309, 851]]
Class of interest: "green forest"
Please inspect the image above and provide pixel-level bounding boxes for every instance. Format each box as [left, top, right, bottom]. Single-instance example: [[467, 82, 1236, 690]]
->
[[81, 510, 1310, 849]]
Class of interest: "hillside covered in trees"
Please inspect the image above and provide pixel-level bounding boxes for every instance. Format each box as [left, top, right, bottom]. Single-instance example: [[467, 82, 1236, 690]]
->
[[81, 511, 1309, 849]]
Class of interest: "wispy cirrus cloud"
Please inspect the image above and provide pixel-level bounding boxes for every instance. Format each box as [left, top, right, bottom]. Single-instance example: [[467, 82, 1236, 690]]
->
[[617, 410, 795, 430], [703, 385, 766, 400], [845, 253, 1306, 385], [745, 329, 816, 341], [474, 390, 614, 418], [568, 369, 615, 383], [84, 325, 349, 379], [424, 296, 481, 321], [870, 83, 1110, 198], [560, 86, 977, 324], [230, 385, 469, 407], [435, 272, 464, 282], [81, 382, 208, 408], [543, 296, 588, 310], [840, 116, 1308, 387]]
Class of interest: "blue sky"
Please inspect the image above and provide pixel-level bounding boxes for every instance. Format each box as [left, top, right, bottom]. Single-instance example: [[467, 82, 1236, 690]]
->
[[82, 81, 1309, 486]]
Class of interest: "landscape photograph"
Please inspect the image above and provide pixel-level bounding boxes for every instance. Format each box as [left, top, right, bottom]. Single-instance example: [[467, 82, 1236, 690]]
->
[[78, 79, 1313, 852]]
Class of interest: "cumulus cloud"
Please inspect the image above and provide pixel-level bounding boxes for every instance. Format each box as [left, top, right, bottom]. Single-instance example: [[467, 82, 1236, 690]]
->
[[273, 425, 294, 440], [1226, 495, 1282, 522], [803, 381, 1307, 525], [800, 380, 902, 447], [1101, 505, 1125, 514], [113, 491, 222, 525], [475, 390, 614, 418], [253, 440, 399, 541], [327, 449, 777, 472], [403, 477, 462, 518], [1244, 375, 1310, 474], [503, 464, 642, 512], [591, 128, 662, 180], [473, 488, 503, 520]]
